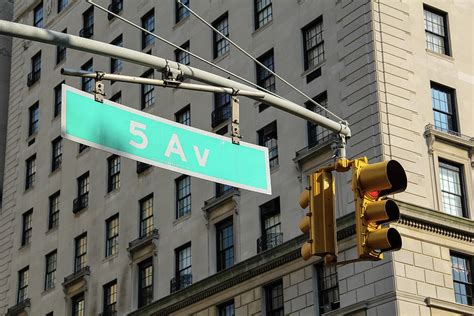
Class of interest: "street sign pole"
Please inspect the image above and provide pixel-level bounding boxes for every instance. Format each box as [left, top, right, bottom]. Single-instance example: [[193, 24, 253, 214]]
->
[[62, 84, 272, 194]]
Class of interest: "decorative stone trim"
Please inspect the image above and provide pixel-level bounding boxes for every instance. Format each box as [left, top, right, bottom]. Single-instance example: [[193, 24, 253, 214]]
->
[[6, 298, 30, 316], [425, 297, 474, 314]]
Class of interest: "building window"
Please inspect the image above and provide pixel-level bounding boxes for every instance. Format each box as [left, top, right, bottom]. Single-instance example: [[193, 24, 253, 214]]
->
[[107, 0, 123, 20], [107, 155, 120, 192], [176, 0, 189, 23], [33, 2, 43, 27], [317, 264, 340, 314], [71, 292, 85, 316], [307, 92, 331, 148], [21, 209, 33, 247], [175, 41, 190, 65], [80, 7, 94, 38], [74, 233, 87, 273], [56, 29, 67, 64], [136, 162, 151, 174], [216, 183, 232, 197], [216, 217, 234, 271], [255, 0, 272, 29], [110, 91, 122, 104], [103, 280, 118, 315], [256, 49, 275, 93], [264, 280, 284, 315], [258, 121, 278, 168], [44, 250, 57, 290], [17, 267, 29, 304], [451, 253, 473, 305], [424, 6, 449, 55], [141, 69, 155, 109], [54, 82, 64, 117], [259, 198, 281, 252], [27, 52, 41, 87], [138, 258, 153, 308], [439, 161, 466, 217], [81, 59, 93, 93], [302, 17, 324, 70], [25, 155, 36, 190], [74, 172, 89, 212], [110, 35, 123, 74], [212, 93, 231, 128], [139, 194, 153, 238], [58, 0, 68, 13], [28, 102, 39, 136], [176, 176, 191, 218], [212, 13, 229, 58], [217, 300, 235, 316], [51, 137, 62, 171], [431, 83, 457, 133], [142, 9, 155, 49], [175, 105, 190, 126], [48, 191, 60, 230], [79, 144, 89, 153], [105, 215, 119, 257], [173, 243, 192, 291]]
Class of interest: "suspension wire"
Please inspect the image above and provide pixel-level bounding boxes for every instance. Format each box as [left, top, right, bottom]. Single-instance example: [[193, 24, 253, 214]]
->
[[176, 0, 344, 121], [87, 0, 283, 101]]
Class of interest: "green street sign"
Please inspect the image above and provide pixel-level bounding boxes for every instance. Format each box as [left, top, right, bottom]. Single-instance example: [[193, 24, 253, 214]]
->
[[61, 85, 271, 194]]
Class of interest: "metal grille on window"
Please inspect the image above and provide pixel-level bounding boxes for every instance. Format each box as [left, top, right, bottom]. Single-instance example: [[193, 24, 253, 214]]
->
[[439, 162, 464, 217], [307, 92, 331, 148], [176, 0, 189, 23], [17, 267, 29, 304], [424, 8, 448, 55], [257, 50, 275, 92], [216, 219, 234, 271], [177, 176, 191, 218], [75, 234, 87, 272], [108, 155, 120, 192], [140, 195, 153, 237], [255, 0, 272, 29], [303, 18, 324, 70], [142, 10, 155, 49], [141, 70, 155, 109], [106, 215, 119, 257], [431, 85, 456, 133], [45, 251, 57, 290], [213, 14, 229, 58], [49, 192, 60, 229], [451, 254, 473, 305], [318, 264, 340, 314]]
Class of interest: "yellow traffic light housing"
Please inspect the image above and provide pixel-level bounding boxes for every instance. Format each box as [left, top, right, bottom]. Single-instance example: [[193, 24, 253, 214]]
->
[[299, 171, 337, 261], [351, 158, 407, 260]]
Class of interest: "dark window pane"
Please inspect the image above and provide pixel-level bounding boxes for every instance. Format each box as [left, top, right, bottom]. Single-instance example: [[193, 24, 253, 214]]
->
[[439, 162, 465, 217], [141, 70, 155, 109], [176, 176, 191, 218], [424, 7, 449, 55], [256, 49, 275, 93], [451, 254, 473, 305], [45, 251, 57, 290], [216, 218, 234, 271], [255, 0, 272, 29], [74, 234, 87, 272], [81, 59, 94, 93], [212, 13, 229, 58], [176, 0, 189, 23], [138, 258, 153, 307], [17, 267, 29, 304], [103, 280, 118, 315], [258, 121, 278, 168], [140, 194, 153, 237], [34, 3, 43, 27], [142, 10, 155, 49], [21, 210, 33, 246], [265, 280, 283, 315], [106, 215, 119, 257], [302, 17, 324, 70], [317, 264, 340, 314]]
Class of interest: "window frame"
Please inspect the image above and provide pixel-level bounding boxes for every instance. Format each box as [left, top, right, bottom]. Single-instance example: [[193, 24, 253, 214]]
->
[[139, 194, 154, 238], [110, 34, 123, 74], [33, 2, 43, 28], [71, 292, 85, 316], [44, 250, 57, 290], [74, 233, 87, 273], [306, 91, 330, 148], [175, 242, 192, 289], [48, 191, 60, 230], [216, 217, 234, 271], [212, 12, 230, 59], [56, 29, 67, 64], [140, 69, 155, 109], [51, 136, 62, 172], [438, 160, 467, 218], [424, 5, 450, 56], [28, 102, 39, 136], [264, 279, 284, 315], [58, 0, 68, 13], [138, 257, 153, 308], [175, 0, 190, 23], [77, 172, 90, 201], [302, 16, 324, 71], [430, 82, 458, 133], [175, 104, 191, 126], [17, 266, 29, 304], [54, 81, 65, 117], [217, 299, 235, 316], [25, 155, 36, 190], [450, 252, 473, 306], [141, 9, 155, 49], [258, 121, 278, 168], [175, 40, 190, 66], [176, 175, 191, 219], [81, 7, 94, 38], [81, 59, 94, 93], [107, 155, 121, 192], [103, 279, 118, 315], [254, 0, 272, 30], [316, 264, 340, 314], [21, 209, 33, 247], [105, 214, 119, 257], [256, 48, 275, 93]]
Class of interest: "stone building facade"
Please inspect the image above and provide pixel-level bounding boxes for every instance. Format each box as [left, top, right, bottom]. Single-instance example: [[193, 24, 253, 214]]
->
[[0, 0, 472, 315]]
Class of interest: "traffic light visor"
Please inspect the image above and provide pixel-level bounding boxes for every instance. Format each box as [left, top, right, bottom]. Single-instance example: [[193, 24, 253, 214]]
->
[[359, 160, 407, 196], [366, 227, 402, 252], [365, 199, 400, 225]]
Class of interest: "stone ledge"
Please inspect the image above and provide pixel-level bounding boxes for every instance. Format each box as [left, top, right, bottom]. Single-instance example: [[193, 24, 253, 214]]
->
[[425, 297, 474, 315]]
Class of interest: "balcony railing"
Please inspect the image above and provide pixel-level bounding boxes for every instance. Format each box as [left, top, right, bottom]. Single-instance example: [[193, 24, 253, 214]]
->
[[170, 274, 192, 293], [128, 228, 159, 253], [211, 105, 231, 128], [73, 192, 89, 213], [6, 298, 30, 316], [27, 70, 40, 87], [63, 266, 90, 288], [79, 25, 94, 38], [425, 123, 474, 142], [107, 0, 123, 20], [257, 232, 283, 253]]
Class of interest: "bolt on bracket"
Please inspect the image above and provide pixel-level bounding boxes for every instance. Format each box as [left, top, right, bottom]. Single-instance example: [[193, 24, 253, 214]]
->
[[231, 95, 241, 145], [93, 71, 106, 102]]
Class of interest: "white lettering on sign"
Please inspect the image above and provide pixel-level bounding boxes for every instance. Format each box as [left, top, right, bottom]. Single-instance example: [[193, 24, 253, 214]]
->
[[165, 133, 187, 162], [129, 121, 148, 149], [193, 146, 210, 167]]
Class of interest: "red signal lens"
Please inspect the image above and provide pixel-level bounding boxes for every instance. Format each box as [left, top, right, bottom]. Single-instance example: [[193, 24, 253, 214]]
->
[[367, 191, 380, 199]]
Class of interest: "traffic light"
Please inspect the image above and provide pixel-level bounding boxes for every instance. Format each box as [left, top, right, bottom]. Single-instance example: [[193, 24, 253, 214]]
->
[[299, 170, 337, 261], [351, 157, 407, 261]]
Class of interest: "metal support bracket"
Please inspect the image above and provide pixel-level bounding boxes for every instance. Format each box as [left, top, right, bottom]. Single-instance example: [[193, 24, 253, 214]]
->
[[231, 94, 241, 145], [93, 71, 106, 102], [162, 63, 184, 87], [331, 120, 349, 159]]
